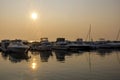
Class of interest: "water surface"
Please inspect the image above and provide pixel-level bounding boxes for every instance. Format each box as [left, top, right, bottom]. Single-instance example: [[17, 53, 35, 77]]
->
[[0, 50, 120, 80]]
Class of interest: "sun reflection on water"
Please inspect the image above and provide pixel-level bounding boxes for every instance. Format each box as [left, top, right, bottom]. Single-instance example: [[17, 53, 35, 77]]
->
[[32, 62, 37, 70], [31, 58, 38, 70]]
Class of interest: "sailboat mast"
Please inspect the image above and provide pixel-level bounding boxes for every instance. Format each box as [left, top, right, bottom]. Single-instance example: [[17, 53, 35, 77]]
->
[[89, 24, 91, 41], [86, 24, 92, 42], [116, 28, 120, 41]]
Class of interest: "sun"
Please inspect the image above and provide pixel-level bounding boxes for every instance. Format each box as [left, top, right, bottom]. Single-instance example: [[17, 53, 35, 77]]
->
[[31, 12, 38, 20]]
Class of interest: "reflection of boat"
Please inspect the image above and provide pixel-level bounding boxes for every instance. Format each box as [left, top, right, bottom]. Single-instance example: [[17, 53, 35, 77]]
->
[[37, 38, 52, 51], [7, 40, 29, 53], [116, 51, 120, 64], [0, 47, 2, 52], [39, 51, 52, 62], [1, 52, 30, 63], [96, 49, 113, 57], [8, 52, 30, 63], [1, 52, 9, 60], [87, 52, 92, 72], [54, 50, 68, 62]]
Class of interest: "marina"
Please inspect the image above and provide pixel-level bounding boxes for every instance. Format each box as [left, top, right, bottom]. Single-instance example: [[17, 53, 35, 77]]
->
[[0, 0, 120, 80], [1, 38, 120, 52]]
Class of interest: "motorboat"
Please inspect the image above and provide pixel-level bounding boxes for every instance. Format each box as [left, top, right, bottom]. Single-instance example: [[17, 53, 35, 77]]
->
[[1, 40, 10, 52], [36, 38, 52, 51], [67, 38, 94, 51], [53, 38, 69, 50], [97, 41, 120, 49], [7, 40, 29, 53]]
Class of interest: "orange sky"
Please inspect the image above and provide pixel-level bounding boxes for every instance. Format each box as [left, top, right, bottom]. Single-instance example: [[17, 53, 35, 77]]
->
[[0, 0, 120, 41]]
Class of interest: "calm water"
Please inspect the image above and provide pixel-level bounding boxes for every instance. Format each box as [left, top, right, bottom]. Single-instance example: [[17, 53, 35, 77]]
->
[[0, 50, 120, 80]]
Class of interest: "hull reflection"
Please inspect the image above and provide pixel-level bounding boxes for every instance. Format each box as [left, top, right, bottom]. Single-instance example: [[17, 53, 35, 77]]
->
[[39, 51, 53, 62], [54, 50, 69, 62], [1, 52, 31, 63]]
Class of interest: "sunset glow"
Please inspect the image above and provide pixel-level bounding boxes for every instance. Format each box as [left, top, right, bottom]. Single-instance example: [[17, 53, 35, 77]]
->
[[0, 0, 120, 41], [31, 12, 38, 20], [1, 0, 120, 80]]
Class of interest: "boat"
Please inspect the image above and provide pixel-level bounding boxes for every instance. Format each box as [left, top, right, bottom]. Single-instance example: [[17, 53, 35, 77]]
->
[[1, 40, 10, 52], [7, 40, 29, 53], [97, 41, 120, 49], [29, 42, 40, 51], [36, 38, 52, 51], [67, 39, 93, 51], [53, 38, 69, 50]]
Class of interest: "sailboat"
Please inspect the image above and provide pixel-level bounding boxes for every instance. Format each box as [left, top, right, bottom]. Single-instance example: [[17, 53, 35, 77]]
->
[[66, 24, 95, 51], [96, 27, 120, 49], [84, 24, 96, 50]]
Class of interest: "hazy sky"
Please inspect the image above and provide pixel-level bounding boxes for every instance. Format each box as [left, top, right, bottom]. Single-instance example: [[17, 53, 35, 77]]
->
[[0, 0, 120, 41]]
